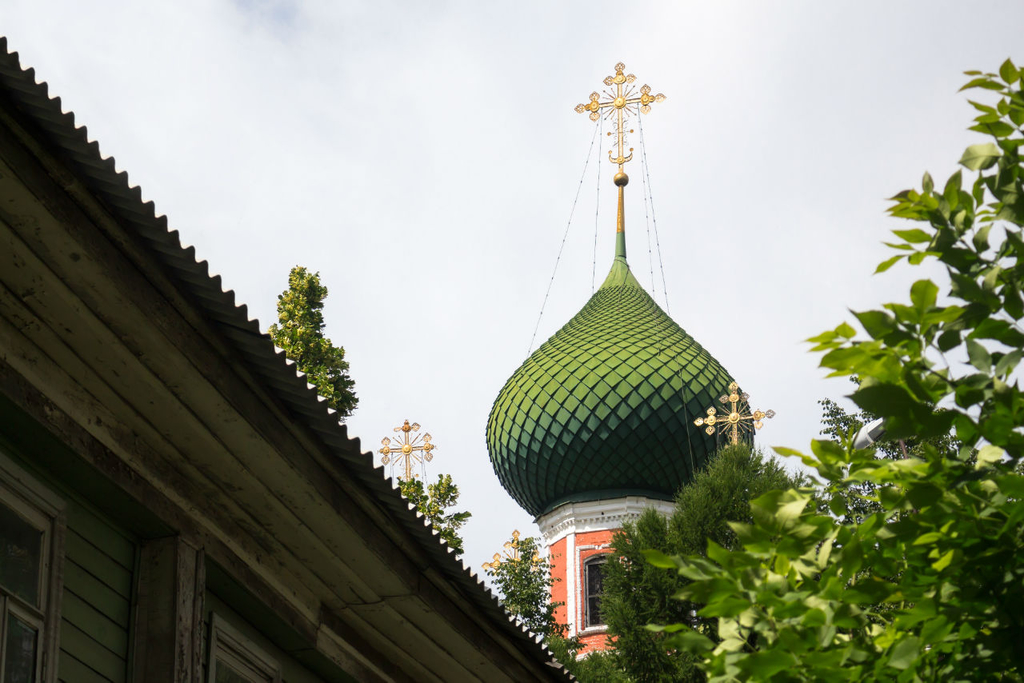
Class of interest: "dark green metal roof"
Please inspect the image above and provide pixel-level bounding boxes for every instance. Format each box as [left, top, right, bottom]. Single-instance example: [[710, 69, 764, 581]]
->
[[486, 250, 737, 518]]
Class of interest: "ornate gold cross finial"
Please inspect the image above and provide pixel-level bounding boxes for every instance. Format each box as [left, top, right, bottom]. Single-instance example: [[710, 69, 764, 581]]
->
[[575, 62, 665, 172], [481, 530, 540, 571], [694, 382, 776, 446], [379, 419, 435, 481]]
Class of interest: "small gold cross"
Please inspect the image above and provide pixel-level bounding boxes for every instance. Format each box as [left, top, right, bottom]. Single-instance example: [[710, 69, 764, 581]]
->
[[481, 530, 540, 571], [694, 382, 775, 446], [379, 419, 435, 481], [575, 62, 665, 169]]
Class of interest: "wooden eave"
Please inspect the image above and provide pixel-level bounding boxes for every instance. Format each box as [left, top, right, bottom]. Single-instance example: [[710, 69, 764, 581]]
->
[[0, 37, 568, 682]]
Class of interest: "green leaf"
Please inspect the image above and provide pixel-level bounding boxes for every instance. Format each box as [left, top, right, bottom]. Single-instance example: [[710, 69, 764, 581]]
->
[[969, 121, 1016, 138], [976, 444, 1005, 466], [959, 77, 1006, 92], [943, 169, 963, 205], [910, 279, 938, 312], [937, 329, 961, 352], [851, 383, 914, 418], [876, 254, 905, 273], [892, 228, 932, 244], [887, 637, 922, 670], [854, 310, 896, 339], [921, 171, 934, 194], [966, 338, 992, 371], [999, 58, 1019, 84], [959, 143, 1002, 171], [737, 650, 798, 678], [994, 349, 1023, 377], [983, 265, 1002, 291], [836, 322, 857, 339], [973, 223, 993, 251], [908, 250, 938, 265], [931, 549, 955, 572], [699, 595, 752, 618]]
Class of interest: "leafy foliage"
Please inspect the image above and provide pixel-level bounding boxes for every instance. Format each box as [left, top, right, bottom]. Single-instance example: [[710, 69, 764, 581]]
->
[[398, 474, 471, 556], [601, 446, 802, 683], [646, 61, 1024, 680], [483, 532, 563, 639], [819, 385, 961, 525], [545, 636, 625, 682], [268, 266, 357, 418]]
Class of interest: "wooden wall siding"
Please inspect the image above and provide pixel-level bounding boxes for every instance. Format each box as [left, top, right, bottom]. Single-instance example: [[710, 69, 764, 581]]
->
[[58, 500, 136, 683], [205, 592, 332, 683], [0, 91, 566, 680]]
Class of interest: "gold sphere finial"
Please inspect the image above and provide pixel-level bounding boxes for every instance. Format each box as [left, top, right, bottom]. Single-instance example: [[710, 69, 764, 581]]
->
[[614, 171, 629, 187]]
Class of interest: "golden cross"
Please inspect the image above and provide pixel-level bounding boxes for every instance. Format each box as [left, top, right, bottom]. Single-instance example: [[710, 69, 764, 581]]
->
[[575, 62, 665, 170], [481, 530, 540, 571], [694, 382, 776, 446], [379, 419, 435, 481]]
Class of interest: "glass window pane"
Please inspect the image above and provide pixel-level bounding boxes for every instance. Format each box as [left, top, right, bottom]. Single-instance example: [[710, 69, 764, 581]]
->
[[585, 559, 605, 626], [215, 661, 253, 683], [588, 597, 602, 626], [215, 657, 270, 683], [586, 560, 604, 596], [4, 612, 38, 683], [0, 501, 42, 605]]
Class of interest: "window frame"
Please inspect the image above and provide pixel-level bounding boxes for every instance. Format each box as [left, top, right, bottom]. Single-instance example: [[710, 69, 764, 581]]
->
[[582, 554, 607, 630], [207, 613, 282, 683], [0, 449, 66, 683]]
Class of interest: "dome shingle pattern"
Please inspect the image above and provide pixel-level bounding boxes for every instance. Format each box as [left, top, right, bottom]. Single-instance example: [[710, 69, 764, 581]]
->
[[486, 256, 738, 517]]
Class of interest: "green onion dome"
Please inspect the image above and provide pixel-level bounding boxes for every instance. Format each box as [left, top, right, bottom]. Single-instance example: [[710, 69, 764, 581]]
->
[[486, 248, 738, 518]]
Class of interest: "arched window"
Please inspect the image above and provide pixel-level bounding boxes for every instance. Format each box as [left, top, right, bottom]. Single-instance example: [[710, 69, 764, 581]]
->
[[583, 555, 607, 628]]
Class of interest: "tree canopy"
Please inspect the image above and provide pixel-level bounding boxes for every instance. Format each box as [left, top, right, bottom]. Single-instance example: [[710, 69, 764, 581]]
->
[[818, 384, 961, 526], [482, 531, 563, 640], [647, 60, 1024, 680], [398, 474, 471, 556], [269, 266, 358, 418], [601, 445, 803, 682]]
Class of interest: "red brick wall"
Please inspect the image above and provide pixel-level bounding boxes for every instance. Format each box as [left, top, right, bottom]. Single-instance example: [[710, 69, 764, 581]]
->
[[548, 536, 567, 625], [546, 527, 619, 655]]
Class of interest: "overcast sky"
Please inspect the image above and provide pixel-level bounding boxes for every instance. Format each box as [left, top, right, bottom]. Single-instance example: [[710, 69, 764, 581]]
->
[[6, 1, 1023, 578]]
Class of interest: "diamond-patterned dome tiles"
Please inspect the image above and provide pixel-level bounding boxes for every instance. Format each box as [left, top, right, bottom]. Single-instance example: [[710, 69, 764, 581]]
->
[[486, 262, 737, 518]]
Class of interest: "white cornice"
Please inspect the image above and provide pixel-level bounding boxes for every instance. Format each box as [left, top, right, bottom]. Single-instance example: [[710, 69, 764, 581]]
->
[[537, 496, 675, 546]]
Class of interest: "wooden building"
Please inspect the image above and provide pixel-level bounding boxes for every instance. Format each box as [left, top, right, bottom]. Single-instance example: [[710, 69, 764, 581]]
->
[[0, 37, 567, 683]]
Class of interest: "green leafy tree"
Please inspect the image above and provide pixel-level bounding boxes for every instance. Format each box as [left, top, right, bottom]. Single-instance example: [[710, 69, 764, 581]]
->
[[483, 532, 563, 639], [481, 533, 623, 681], [544, 636, 624, 682], [399, 474, 471, 556], [602, 445, 802, 683], [646, 61, 1024, 680], [818, 384, 961, 525], [269, 266, 357, 418]]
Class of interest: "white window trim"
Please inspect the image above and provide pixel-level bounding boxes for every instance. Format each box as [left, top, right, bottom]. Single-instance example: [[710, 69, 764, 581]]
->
[[207, 613, 282, 683], [0, 448, 66, 683]]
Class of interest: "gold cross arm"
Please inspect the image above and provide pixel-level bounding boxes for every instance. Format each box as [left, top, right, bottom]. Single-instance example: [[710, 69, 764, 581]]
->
[[481, 530, 540, 571], [693, 382, 776, 445], [379, 419, 435, 480], [574, 62, 665, 168], [574, 83, 666, 119]]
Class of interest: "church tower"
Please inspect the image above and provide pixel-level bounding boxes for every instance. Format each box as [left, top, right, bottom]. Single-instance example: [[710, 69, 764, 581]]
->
[[486, 63, 739, 652]]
